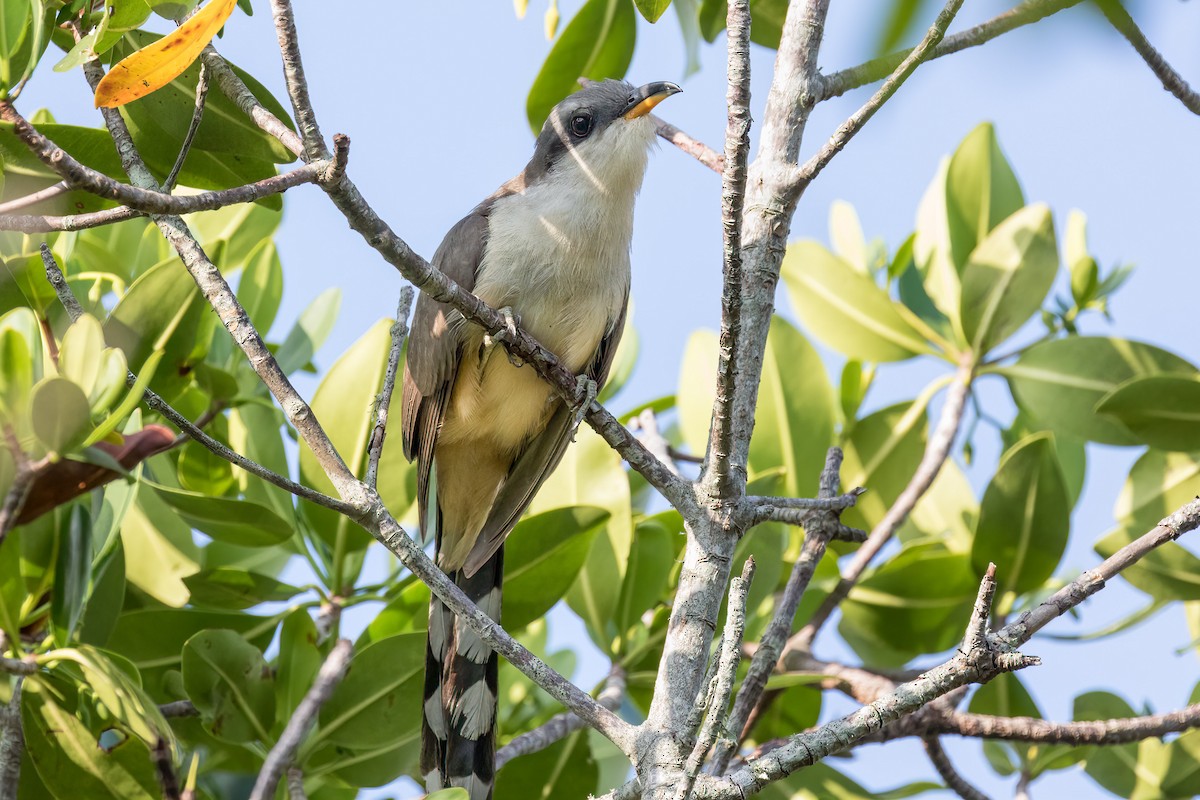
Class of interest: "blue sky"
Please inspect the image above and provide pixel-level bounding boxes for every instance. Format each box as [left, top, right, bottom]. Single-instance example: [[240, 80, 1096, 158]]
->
[[24, 1, 1200, 797]]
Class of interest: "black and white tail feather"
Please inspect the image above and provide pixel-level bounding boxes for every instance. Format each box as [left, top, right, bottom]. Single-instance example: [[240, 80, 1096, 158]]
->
[[421, 508, 503, 800]]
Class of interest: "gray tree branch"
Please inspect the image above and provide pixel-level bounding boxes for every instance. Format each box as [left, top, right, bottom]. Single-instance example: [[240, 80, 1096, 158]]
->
[[791, 361, 973, 649], [923, 737, 993, 800], [250, 639, 352, 800], [365, 285, 414, 490], [1094, 0, 1200, 116], [817, 0, 1084, 101], [704, 0, 753, 499], [0, 101, 342, 218]]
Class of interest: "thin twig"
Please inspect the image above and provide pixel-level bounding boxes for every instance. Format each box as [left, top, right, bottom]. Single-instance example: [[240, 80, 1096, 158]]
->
[[0, 181, 69, 213], [1095, 0, 1200, 116], [923, 737, 992, 800], [792, 0, 966, 190], [702, 564, 1038, 798], [41, 244, 357, 516], [0, 678, 24, 800], [703, 0, 753, 499], [792, 361, 972, 649], [632, 409, 682, 477], [710, 449, 843, 775], [817, 0, 1084, 101], [678, 558, 755, 800], [249, 639, 352, 800], [0, 205, 141, 234], [267, 0, 329, 162], [286, 767, 306, 800], [158, 701, 199, 719], [162, 62, 210, 191], [934, 704, 1200, 746], [365, 285, 414, 490], [652, 114, 723, 173], [0, 101, 343, 216], [496, 666, 626, 769]]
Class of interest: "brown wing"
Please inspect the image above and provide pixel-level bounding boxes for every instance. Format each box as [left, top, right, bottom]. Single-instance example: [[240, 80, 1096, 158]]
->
[[461, 295, 629, 577], [402, 208, 491, 540]]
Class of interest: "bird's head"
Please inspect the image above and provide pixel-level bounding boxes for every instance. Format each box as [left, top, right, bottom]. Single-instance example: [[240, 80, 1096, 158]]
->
[[525, 80, 681, 195]]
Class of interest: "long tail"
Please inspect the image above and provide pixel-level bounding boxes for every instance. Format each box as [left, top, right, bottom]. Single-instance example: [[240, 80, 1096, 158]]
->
[[421, 547, 503, 800]]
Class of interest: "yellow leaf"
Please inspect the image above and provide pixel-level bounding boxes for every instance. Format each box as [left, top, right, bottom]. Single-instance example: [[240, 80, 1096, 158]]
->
[[93, 0, 238, 109]]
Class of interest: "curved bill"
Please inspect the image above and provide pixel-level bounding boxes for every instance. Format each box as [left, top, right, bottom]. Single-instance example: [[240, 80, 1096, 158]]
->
[[621, 81, 683, 120]]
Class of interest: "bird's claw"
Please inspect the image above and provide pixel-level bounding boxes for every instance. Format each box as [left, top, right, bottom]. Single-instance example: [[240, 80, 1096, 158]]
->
[[569, 375, 597, 441], [485, 306, 525, 367]]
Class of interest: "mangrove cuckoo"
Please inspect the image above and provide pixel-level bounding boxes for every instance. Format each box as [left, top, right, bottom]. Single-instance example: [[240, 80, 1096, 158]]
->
[[402, 79, 680, 798]]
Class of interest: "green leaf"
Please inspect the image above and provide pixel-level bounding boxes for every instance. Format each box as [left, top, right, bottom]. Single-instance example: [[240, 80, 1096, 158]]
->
[[914, 124, 1024, 327], [840, 399, 929, 533], [299, 319, 390, 555], [1095, 375, 1200, 451], [0, 518, 25, 641], [971, 433, 1070, 598], [228, 402, 295, 521], [182, 629, 275, 743], [237, 240, 284, 336], [958, 203, 1057, 355], [531, 426, 632, 654], [0, 0, 31, 61], [946, 122, 1025, 276], [1076, 691, 1169, 800], [119, 483, 200, 608], [276, 609, 321, 717], [111, 31, 295, 163], [1002, 410, 1086, 509], [782, 240, 931, 362], [188, 199, 282, 271], [840, 542, 978, 667], [504, 506, 608, 630], [633, 0, 671, 22], [750, 317, 836, 496], [176, 438, 236, 496], [107, 609, 278, 697], [0, 324, 34, 433], [150, 481, 294, 547], [1116, 449, 1200, 534], [697, 0, 786, 47], [30, 376, 92, 455], [43, 644, 170, 746], [677, 319, 835, 497], [59, 313, 127, 415], [970, 672, 1081, 777], [274, 287, 341, 376], [526, 0, 636, 132], [183, 568, 302, 610], [672, 0, 701, 77], [315, 632, 424, 750], [104, 257, 206, 402], [0, 123, 123, 215], [1002, 337, 1197, 445], [51, 504, 91, 644], [614, 517, 677, 644], [22, 676, 160, 800], [495, 729, 598, 800]]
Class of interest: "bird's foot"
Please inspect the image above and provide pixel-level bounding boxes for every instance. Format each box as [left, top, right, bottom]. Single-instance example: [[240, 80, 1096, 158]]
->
[[484, 306, 525, 367], [569, 375, 598, 441]]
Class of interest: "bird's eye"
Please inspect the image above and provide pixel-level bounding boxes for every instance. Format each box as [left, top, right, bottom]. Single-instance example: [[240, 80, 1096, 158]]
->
[[570, 113, 593, 138]]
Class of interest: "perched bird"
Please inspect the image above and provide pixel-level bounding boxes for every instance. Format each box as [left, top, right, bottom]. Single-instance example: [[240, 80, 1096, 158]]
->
[[402, 79, 680, 799]]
